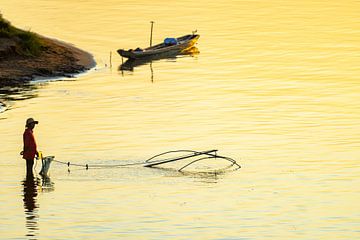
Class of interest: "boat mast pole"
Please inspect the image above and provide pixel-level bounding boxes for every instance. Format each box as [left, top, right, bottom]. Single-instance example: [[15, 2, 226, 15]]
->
[[150, 21, 154, 47]]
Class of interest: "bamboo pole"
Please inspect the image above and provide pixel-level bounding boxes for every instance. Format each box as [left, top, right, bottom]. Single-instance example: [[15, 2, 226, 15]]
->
[[149, 21, 154, 47], [144, 150, 218, 167], [110, 51, 112, 68]]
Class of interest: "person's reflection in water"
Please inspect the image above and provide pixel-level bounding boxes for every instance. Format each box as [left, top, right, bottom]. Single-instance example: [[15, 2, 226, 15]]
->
[[22, 174, 54, 239], [22, 174, 40, 239]]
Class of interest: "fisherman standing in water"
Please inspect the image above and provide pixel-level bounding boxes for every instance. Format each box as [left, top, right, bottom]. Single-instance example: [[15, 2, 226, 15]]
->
[[22, 118, 39, 176]]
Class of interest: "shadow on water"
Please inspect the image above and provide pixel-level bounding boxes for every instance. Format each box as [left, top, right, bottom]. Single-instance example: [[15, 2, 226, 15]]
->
[[0, 84, 38, 101], [22, 174, 54, 239], [0, 84, 38, 114], [118, 46, 200, 72], [22, 175, 40, 239]]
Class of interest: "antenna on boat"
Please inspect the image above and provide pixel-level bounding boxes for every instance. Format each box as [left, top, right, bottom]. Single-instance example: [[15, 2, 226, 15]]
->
[[150, 21, 155, 47]]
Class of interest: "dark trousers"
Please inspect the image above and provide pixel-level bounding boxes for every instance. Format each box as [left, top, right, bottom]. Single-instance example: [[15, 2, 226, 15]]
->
[[26, 159, 34, 176]]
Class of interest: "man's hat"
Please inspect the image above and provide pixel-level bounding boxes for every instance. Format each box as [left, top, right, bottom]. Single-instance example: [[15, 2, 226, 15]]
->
[[26, 118, 39, 126]]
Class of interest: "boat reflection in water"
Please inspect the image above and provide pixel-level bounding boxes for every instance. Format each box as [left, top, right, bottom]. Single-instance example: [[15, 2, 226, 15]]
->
[[119, 46, 200, 72], [22, 174, 54, 239]]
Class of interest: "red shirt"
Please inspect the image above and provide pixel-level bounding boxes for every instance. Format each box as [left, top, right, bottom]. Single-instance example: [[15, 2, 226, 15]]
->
[[23, 128, 37, 159]]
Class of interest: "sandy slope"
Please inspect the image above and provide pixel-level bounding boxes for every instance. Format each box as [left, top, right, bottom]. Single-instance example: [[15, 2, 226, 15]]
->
[[0, 35, 95, 87]]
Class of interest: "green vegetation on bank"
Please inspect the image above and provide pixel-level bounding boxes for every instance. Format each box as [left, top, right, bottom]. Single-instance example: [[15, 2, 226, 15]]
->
[[0, 13, 43, 56]]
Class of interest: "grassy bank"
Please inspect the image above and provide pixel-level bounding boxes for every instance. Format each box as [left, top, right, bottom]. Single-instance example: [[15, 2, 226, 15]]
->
[[0, 13, 43, 56], [0, 13, 95, 87]]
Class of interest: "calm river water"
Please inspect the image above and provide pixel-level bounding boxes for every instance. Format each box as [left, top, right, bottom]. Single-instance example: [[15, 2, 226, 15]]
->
[[1, 0, 359, 239]]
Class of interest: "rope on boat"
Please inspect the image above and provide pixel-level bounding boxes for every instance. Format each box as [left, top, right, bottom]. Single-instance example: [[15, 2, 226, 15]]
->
[[51, 149, 241, 171]]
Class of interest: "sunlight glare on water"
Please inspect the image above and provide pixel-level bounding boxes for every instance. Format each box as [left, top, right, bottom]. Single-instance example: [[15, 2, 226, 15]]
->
[[0, 0, 359, 239]]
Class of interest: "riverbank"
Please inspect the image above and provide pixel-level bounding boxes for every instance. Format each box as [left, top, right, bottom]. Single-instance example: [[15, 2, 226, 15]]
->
[[0, 15, 95, 87], [0, 36, 95, 87]]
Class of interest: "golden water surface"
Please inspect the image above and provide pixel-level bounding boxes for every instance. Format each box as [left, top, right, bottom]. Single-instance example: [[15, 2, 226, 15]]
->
[[0, 0, 359, 239]]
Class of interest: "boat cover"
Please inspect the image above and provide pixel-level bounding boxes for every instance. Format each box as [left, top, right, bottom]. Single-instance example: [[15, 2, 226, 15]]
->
[[164, 38, 178, 46]]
